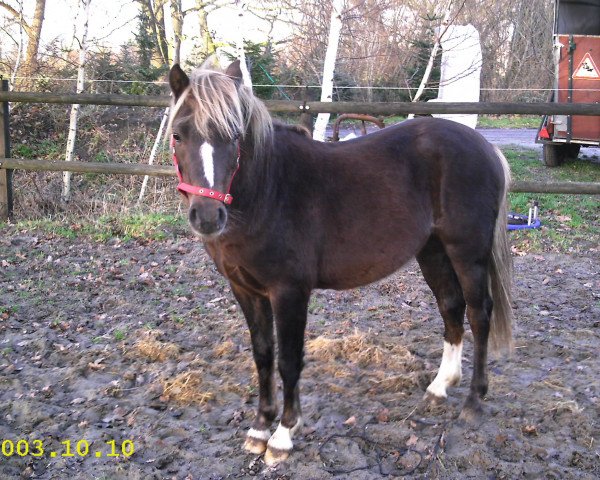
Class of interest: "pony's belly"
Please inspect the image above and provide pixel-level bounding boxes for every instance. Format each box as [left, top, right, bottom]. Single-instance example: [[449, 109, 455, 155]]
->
[[315, 221, 430, 290], [316, 251, 414, 290]]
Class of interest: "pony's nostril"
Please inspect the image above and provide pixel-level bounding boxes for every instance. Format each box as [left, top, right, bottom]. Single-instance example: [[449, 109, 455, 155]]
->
[[217, 206, 227, 227], [189, 205, 202, 228]]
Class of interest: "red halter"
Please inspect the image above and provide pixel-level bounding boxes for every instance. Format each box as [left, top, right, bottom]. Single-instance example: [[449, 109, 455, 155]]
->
[[171, 136, 240, 205]]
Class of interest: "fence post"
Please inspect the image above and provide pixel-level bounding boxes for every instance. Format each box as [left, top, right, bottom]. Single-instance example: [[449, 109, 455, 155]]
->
[[0, 78, 13, 221], [299, 86, 314, 135]]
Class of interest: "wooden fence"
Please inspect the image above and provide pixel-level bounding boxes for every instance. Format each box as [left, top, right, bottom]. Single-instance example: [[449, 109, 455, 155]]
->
[[1, 86, 599, 220]]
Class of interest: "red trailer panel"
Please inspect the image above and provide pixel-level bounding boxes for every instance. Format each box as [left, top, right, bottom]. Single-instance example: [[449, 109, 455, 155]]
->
[[555, 35, 600, 142]]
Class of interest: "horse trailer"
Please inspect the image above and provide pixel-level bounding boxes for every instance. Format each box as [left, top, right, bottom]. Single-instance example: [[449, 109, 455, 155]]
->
[[536, 0, 600, 166]]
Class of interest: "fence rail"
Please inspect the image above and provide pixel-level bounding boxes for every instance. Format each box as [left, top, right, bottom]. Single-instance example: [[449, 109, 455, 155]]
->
[[1, 89, 599, 220], [1, 91, 600, 115], [1, 158, 599, 195]]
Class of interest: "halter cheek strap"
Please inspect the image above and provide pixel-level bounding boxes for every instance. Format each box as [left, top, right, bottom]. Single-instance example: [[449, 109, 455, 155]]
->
[[171, 136, 240, 205]]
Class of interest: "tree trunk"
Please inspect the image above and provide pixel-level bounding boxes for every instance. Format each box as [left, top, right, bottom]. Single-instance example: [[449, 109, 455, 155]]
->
[[137, 0, 169, 68], [235, 1, 252, 88], [154, 0, 170, 67], [23, 0, 45, 80], [313, 0, 345, 142], [10, 0, 25, 90], [196, 1, 216, 59], [170, 0, 183, 65], [407, 0, 453, 119], [0, 0, 47, 88], [63, 0, 91, 202]]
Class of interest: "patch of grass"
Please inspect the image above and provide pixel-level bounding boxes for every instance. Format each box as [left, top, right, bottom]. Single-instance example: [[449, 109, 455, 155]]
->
[[0, 305, 18, 315], [17, 219, 78, 239], [12, 139, 62, 159], [308, 296, 325, 314], [1, 347, 13, 357], [95, 213, 186, 241], [113, 329, 126, 342], [384, 115, 408, 125], [5, 213, 188, 242], [478, 115, 541, 129], [381, 115, 540, 129], [503, 148, 599, 253]]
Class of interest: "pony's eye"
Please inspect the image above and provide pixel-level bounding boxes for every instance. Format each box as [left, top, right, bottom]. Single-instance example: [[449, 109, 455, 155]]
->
[[173, 133, 181, 142]]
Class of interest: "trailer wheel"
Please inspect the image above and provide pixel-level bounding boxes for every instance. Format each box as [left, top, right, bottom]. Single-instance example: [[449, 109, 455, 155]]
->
[[542, 144, 566, 167], [565, 144, 581, 159]]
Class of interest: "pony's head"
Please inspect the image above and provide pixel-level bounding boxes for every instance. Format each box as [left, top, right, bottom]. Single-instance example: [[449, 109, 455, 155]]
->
[[168, 60, 272, 238]]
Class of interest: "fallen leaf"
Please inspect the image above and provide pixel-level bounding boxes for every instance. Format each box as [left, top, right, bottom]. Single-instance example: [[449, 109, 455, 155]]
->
[[344, 415, 357, 426], [522, 424, 538, 436], [377, 408, 390, 423]]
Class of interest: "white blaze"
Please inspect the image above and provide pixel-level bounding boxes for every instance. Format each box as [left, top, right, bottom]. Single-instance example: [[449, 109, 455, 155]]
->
[[426, 341, 463, 398], [200, 142, 215, 187]]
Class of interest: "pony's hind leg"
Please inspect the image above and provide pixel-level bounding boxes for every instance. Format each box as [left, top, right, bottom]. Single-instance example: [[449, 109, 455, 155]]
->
[[231, 284, 278, 454], [445, 246, 494, 423], [264, 286, 309, 466], [417, 237, 466, 403]]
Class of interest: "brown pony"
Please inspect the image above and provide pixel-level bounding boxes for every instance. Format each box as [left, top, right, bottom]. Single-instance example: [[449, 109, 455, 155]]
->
[[167, 61, 513, 466]]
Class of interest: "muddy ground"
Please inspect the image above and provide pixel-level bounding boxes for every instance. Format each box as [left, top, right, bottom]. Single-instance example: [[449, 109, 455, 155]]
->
[[0, 225, 598, 480]]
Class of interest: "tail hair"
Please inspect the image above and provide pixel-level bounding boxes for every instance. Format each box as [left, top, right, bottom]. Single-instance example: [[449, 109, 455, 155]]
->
[[489, 146, 514, 354]]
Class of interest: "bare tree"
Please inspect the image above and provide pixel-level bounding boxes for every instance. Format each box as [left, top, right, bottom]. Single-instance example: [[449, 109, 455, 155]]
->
[[195, 0, 217, 59], [234, 0, 252, 87], [170, 0, 183, 64], [136, 0, 170, 67], [409, 0, 454, 106], [0, 0, 46, 88], [313, 0, 345, 141], [63, 0, 91, 202], [457, 0, 553, 101]]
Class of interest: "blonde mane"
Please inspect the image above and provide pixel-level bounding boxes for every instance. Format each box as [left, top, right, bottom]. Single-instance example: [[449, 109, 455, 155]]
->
[[169, 67, 273, 158]]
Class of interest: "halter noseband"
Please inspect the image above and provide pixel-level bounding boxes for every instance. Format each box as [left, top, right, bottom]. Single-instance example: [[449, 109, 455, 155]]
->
[[171, 135, 240, 205]]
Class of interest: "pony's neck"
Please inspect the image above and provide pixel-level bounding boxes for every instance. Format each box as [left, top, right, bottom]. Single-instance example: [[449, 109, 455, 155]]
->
[[229, 128, 278, 233]]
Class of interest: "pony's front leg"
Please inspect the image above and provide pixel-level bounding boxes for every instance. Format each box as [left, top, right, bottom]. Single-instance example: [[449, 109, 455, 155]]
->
[[264, 286, 309, 466], [231, 284, 278, 454]]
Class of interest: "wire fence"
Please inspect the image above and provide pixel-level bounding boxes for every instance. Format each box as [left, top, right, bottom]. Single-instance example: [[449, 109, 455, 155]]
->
[[7, 75, 600, 104]]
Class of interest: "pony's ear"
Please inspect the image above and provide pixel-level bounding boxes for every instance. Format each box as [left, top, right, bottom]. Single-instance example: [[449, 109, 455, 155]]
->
[[225, 60, 244, 85], [169, 64, 190, 99]]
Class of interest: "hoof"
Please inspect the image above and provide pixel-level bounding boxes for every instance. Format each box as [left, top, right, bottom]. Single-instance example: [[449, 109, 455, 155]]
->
[[423, 390, 447, 405], [264, 446, 290, 466], [244, 436, 268, 455], [458, 397, 485, 427]]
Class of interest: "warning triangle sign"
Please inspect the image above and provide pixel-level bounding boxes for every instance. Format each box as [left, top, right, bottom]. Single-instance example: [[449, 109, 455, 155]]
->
[[573, 52, 600, 80]]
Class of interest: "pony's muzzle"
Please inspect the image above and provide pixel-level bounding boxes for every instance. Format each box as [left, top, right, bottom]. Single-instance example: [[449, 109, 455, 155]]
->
[[188, 200, 228, 236]]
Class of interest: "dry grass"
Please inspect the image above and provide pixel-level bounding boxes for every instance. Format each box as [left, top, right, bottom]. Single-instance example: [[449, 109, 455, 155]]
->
[[544, 400, 583, 415], [305, 330, 426, 393], [306, 330, 413, 368], [212, 339, 237, 358], [133, 329, 180, 362], [160, 370, 214, 405]]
